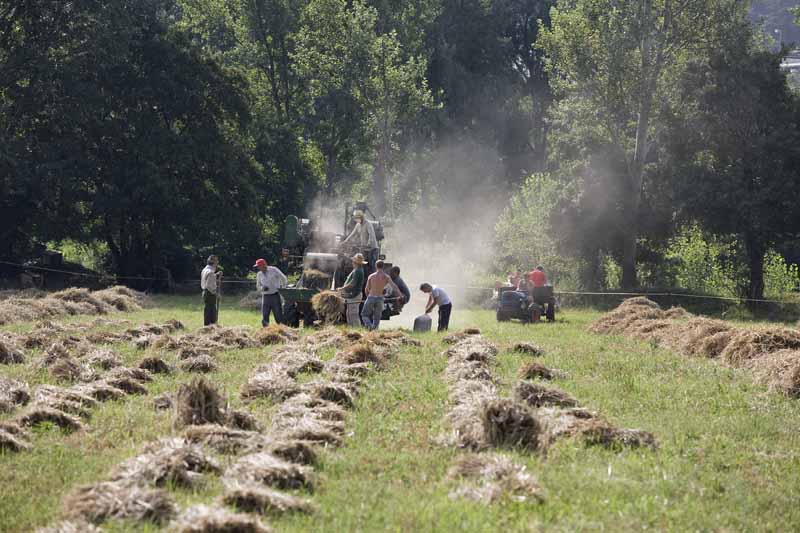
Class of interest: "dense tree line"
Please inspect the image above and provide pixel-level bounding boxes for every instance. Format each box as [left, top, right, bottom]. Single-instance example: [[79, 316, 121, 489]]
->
[[1, 0, 799, 301]]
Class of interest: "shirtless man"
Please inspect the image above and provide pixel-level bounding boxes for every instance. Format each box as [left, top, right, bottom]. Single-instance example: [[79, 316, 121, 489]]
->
[[361, 260, 402, 330]]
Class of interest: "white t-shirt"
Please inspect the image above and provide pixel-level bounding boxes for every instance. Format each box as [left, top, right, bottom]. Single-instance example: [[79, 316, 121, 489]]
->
[[431, 286, 451, 306], [256, 266, 288, 295], [201, 265, 218, 294]]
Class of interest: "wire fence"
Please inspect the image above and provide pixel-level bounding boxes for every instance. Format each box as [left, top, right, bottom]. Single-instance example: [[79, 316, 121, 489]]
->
[[1, 259, 798, 307]]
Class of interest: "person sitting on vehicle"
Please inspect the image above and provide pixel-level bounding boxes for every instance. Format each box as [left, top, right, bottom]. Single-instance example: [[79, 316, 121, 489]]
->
[[361, 260, 402, 331], [389, 266, 410, 311], [527, 265, 547, 288], [420, 283, 452, 332], [508, 270, 522, 288], [339, 253, 367, 327], [342, 209, 379, 272]]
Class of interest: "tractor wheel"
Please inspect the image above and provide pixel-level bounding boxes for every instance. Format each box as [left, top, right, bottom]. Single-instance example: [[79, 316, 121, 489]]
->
[[496, 309, 510, 322], [283, 303, 300, 328]]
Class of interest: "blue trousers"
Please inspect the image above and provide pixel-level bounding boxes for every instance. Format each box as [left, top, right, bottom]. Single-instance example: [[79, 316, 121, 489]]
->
[[262, 293, 283, 326], [361, 295, 384, 330]]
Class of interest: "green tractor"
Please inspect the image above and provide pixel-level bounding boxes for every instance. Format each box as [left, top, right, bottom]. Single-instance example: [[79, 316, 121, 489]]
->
[[278, 201, 399, 327]]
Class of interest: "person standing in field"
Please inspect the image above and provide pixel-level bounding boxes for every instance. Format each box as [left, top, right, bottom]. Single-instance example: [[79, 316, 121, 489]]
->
[[254, 258, 288, 327], [361, 260, 401, 331], [342, 209, 379, 273], [201, 255, 222, 326], [420, 283, 452, 331], [340, 253, 367, 327], [389, 266, 410, 311]]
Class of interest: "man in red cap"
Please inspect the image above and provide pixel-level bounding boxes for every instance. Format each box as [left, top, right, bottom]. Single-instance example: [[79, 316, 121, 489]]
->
[[254, 258, 288, 327]]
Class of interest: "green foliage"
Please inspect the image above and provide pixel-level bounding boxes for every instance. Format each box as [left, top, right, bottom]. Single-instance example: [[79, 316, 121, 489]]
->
[[494, 174, 583, 289], [664, 225, 740, 297], [764, 250, 800, 299]]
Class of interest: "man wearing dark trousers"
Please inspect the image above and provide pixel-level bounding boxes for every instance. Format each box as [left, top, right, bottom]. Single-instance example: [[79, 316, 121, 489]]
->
[[201, 255, 222, 326], [254, 258, 288, 326], [420, 283, 452, 331]]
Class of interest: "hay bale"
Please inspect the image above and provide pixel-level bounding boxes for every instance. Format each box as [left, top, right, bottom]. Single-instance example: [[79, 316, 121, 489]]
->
[[266, 439, 318, 466], [138, 356, 171, 374], [445, 360, 495, 383], [255, 324, 298, 346], [671, 317, 734, 356], [311, 291, 345, 324], [226, 409, 262, 431], [180, 355, 218, 373], [184, 425, 270, 455], [510, 342, 544, 357], [721, 328, 800, 367], [481, 398, 542, 451], [274, 417, 343, 447], [241, 370, 301, 402], [514, 381, 578, 408], [49, 357, 85, 382], [0, 377, 30, 412], [82, 349, 122, 370], [174, 504, 270, 533], [445, 336, 499, 362], [223, 481, 314, 515], [0, 338, 25, 364], [336, 342, 383, 366], [575, 420, 658, 449], [518, 362, 562, 381], [695, 330, 735, 358], [364, 329, 422, 348], [105, 377, 147, 395], [747, 349, 800, 397], [226, 452, 313, 490], [63, 481, 176, 525], [277, 393, 347, 423], [663, 306, 690, 319], [175, 378, 224, 428], [302, 269, 332, 291], [301, 381, 355, 408], [111, 438, 221, 488], [106, 366, 153, 382], [448, 454, 543, 504], [15, 405, 84, 432], [0, 427, 30, 452], [153, 393, 173, 410], [73, 382, 126, 402]]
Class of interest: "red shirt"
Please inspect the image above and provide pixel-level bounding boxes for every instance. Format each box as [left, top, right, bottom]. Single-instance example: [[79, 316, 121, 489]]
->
[[528, 270, 547, 288]]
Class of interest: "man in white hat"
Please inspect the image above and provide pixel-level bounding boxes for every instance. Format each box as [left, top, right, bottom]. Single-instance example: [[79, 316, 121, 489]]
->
[[339, 253, 367, 327], [342, 209, 379, 272]]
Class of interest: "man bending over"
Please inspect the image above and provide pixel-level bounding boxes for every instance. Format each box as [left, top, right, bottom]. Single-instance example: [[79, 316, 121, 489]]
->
[[420, 283, 452, 332]]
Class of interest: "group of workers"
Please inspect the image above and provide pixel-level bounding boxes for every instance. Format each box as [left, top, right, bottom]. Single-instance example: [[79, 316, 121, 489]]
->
[[199, 252, 453, 332], [506, 265, 549, 291]]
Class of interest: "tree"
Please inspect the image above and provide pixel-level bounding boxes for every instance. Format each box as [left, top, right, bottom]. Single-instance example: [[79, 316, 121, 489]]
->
[[665, 23, 800, 304], [539, 0, 746, 288]]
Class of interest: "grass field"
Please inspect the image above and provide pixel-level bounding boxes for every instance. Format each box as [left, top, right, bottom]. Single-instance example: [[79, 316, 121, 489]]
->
[[1, 295, 799, 531]]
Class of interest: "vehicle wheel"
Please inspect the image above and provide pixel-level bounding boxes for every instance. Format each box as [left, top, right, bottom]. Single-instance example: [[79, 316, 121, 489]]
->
[[496, 309, 509, 322], [303, 311, 317, 328], [283, 304, 300, 328]]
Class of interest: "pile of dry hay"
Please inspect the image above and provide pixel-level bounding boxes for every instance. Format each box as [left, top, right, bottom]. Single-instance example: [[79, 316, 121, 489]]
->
[[590, 297, 800, 398], [311, 291, 345, 324], [0, 286, 148, 326], [441, 334, 546, 503], [301, 269, 332, 291]]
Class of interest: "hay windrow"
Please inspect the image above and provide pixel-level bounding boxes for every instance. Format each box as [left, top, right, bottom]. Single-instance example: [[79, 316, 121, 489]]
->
[[223, 481, 315, 515], [336, 342, 383, 366], [721, 328, 800, 367], [747, 349, 800, 397], [226, 409, 262, 431], [518, 362, 562, 381], [443, 328, 482, 345], [174, 504, 271, 533], [106, 366, 152, 383], [0, 427, 31, 452], [72, 382, 126, 402], [82, 349, 122, 370], [35, 520, 104, 533], [225, 452, 313, 490], [241, 370, 301, 402], [153, 393, 173, 410], [63, 481, 176, 525], [448, 454, 543, 504], [0, 377, 30, 412], [255, 324, 298, 345], [311, 291, 345, 324], [184, 425, 271, 455], [514, 381, 579, 408], [105, 377, 148, 395], [573, 420, 658, 449]]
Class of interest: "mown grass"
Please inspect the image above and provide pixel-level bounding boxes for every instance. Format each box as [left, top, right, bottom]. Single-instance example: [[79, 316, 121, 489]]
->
[[1, 296, 799, 531]]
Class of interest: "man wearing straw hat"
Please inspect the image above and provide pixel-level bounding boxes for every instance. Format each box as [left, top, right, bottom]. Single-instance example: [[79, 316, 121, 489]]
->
[[254, 258, 288, 327], [339, 253, 367, 327]]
